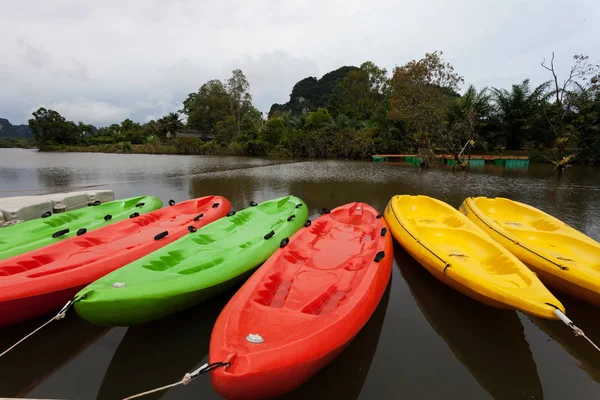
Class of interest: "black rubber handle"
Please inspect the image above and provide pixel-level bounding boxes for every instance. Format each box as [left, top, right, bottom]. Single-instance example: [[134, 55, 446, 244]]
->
[[381, 228, 387, 237], [52, 229, 70, 238], [264, 230, 275, 240], [374, 251, 385, 262], [77, 228, 87, 236], [280, 238, 289, 248], [304, 220, 312, 227], [250, 201, 258, 207], [194, 213, 204, 221], [295, 203, 303, 209], [104, 214, 112, 221], [287, 215, 296, 222], [135, 202, 145, 208], [376, 213, 383, 219], [130, 212, 140, 218], [227, 210, 237, 217], [321, 208, 331, 214], [92, 200, 101, 206], [169, 199, 176, 206], [154, 231, 169, 240], [188, 226, 197, 233], [212, 203, 220, 208], [41, 211, 52, 218]]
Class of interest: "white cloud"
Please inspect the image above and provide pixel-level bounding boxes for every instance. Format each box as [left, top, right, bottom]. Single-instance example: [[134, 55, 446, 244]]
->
[[36, 101, 130, 125], [1, 0, 599, 126]]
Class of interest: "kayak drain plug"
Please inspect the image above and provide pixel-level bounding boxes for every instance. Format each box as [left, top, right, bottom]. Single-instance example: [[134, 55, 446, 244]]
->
[[246, 334, 264, 344]]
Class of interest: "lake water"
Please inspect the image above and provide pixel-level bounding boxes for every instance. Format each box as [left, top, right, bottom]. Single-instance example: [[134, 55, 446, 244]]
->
[[1, 148, 600, 400]]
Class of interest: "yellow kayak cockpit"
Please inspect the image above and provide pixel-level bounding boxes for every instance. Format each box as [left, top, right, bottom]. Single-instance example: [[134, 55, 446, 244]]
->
[[462, 197, 600, 307], [385, 195, 563, 319]]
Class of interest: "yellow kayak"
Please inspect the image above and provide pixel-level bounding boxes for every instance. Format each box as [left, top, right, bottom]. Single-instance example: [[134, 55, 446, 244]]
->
[[384, 195, 563, 319], [461, 197, 600, 307]]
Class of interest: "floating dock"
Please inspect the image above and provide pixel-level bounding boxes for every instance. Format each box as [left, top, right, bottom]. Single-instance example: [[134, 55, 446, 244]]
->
[[372, 154, 530, 168]]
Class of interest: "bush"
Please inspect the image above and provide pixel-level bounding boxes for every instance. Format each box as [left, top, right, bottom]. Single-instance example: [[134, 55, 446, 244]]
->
[[116, 141, 132, 152], [173, 137, 204, 155]]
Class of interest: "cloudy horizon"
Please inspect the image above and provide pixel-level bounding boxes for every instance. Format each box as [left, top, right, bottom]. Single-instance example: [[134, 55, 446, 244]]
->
[[1, 0, 598, 126]]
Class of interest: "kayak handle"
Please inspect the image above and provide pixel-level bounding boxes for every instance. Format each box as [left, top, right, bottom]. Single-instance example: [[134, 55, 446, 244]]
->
[[130, 212, 140, 218], [135, 202, 145, 207], [41, 211, 52, 218], [304, 220, 312, 227], [194, 213, 204, 221], [169, 199, 176, 206], [212, 203, 220, 208], [52, 229, 70, 238], [295, 203, 303, 208], [264, 230, 275, 240], [376, 213, 383, 218], [104, 214, 112, 221], [321, 208, 331, 214], [250, 201, 258, 207], [154, 231, 169, 240], [280, 238, 289, 248], [287, 215, 296, 222], [77, 228, 87, 236], [91, 200, 101, 206], [381, 228, 387, 236], [227, 211, 237, 217], [374, 251, 385, 262], [188, 226, 197, 233]]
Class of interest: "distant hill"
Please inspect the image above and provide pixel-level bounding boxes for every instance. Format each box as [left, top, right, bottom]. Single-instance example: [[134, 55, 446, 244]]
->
[[269, 66, 359, 117], [0, 118, 32, 139]]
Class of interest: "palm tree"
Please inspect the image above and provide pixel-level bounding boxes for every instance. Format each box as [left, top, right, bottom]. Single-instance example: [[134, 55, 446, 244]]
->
[[491, 80, 551, 150], [157, 112, 185, 139]]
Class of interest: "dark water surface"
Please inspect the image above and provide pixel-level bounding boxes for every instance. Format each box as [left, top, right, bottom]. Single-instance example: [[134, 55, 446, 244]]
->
[[1, 148, 599, 399]]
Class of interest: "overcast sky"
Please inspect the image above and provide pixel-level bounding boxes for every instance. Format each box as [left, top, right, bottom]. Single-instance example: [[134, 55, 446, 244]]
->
[[1, 0, 598, 126]]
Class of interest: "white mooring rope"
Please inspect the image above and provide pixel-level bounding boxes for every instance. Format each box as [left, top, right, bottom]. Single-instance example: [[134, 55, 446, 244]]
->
[[122, 362, 230, 400], [554, 309, 600, 352], [0, 299, 73, 359]]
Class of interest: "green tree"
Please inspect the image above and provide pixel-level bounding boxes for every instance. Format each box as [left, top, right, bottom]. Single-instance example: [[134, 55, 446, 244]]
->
[[183, 80, 232, 138], [388, 51, 464, 165], [157, 112, 184, 138], [491, 80, 550, 150], [331, 61, 390, 120], [28, 107, 80, 149]]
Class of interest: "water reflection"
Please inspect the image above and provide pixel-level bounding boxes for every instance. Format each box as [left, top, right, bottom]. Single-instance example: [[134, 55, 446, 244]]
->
[[0, 312, 109, 397], [280, 282, 390, 400], [396, 245, 543, 400], [96, 290, 234, 400], [531, 293, 600, 383]]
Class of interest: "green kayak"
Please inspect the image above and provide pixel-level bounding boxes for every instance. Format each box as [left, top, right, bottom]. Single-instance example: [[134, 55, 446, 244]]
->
[[0, 196, 162, 261], [74, 196, 308, 326]]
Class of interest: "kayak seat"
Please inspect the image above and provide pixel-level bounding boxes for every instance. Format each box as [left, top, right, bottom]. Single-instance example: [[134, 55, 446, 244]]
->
[[141, 251, 185, 271], [0, 255, 55, 276], [529, 218, 560, 232], [179, 256, 225, 275]]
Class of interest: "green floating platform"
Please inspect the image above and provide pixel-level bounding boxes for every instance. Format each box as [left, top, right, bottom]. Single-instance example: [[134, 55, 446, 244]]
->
[[406, 156, 420, 165], [372, 156, 388, 163]]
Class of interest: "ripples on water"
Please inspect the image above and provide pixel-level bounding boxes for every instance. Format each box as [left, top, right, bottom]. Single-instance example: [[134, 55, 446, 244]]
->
[[1, 148, 599, 399]]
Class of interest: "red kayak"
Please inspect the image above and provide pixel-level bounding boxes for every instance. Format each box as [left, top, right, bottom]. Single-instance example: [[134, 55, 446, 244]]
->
[[0, 196, 230, 327], [209, 202, 392, 399]]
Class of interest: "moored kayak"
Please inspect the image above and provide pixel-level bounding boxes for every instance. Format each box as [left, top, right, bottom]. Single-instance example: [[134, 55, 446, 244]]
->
[[384, 195, 563, 319], [74, 196, 308, 326], [461, 197, 600, 307], [210, 203, 392, 399], [0, 196, 162, 261], [0, 196, 229, 327]]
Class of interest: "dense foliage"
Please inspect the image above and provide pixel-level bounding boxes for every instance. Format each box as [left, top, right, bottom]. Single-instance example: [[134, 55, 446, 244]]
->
[[22, 53, 600, 163]]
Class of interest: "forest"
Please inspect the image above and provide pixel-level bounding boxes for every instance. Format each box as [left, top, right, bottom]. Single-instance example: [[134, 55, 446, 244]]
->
[[21, 51, 600, 165]]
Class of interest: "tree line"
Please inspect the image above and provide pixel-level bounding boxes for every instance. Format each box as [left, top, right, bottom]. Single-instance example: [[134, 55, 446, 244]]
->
[[27, 51, 600, 165]]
